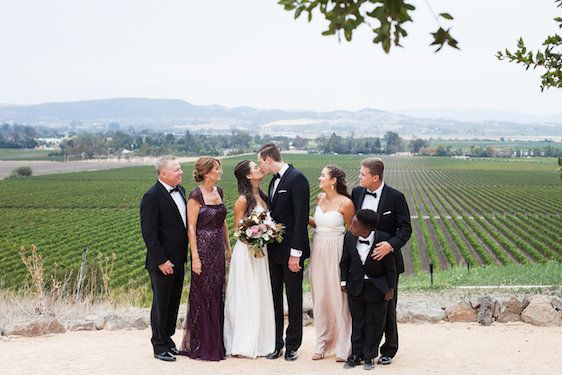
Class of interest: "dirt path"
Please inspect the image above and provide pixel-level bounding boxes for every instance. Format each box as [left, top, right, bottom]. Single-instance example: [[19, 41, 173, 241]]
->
[[2, 323, 560, 374], [0, 156, 215, 179]]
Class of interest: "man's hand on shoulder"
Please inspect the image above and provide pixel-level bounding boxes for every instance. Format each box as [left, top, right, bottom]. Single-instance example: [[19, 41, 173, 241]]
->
[[371, 241, 393, 261], [158, 260, 174, 275]]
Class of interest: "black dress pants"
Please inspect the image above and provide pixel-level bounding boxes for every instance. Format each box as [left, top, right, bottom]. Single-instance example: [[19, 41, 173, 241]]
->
[[268, 258, 303, 352], [348, 282, 388, 361], [148, 266, 184, 354]]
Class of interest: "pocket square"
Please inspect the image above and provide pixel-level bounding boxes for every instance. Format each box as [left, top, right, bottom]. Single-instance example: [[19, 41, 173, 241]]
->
[[382, 211, 391, 215], [277, 190, 287, 193]]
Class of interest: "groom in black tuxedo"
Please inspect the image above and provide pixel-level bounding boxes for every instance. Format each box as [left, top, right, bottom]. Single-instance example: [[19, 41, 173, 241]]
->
[[257, 142, 310, 361], [140, 155, 188, 362], [351, 157, 411, 365]]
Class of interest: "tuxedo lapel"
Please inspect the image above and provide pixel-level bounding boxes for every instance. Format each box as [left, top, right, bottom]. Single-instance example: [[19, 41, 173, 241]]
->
[[358, 187, 367, 209], [377, 184, 389, 214]]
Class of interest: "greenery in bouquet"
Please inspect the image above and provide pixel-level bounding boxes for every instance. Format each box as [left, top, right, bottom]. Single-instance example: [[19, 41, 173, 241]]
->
[[234, 209, 285, 258]]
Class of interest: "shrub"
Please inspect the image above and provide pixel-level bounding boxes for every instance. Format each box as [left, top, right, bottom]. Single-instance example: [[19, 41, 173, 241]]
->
[[10, 166, 33, 178]]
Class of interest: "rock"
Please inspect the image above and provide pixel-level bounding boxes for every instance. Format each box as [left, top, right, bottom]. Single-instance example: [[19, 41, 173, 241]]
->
[[94, 318, 105, 330], [498, 297, 523, 323], [445, 301, 476, 322], [469, 298, 481, 309], [3, 318, 66, 337], [303, 312, 313, 327], [85, 314, 99, 321], [133, 317, 149, 330], [551, 297, 562, 311], [477, 297, 496, 326], [397, 301, 446, 323], [492, 300, 501, 319], [521, 295, 562, 326], [103, 315, 134, 331], [68, 321, 97, 331]]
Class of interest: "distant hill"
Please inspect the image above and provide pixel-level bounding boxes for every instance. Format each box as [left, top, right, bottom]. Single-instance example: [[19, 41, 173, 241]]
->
[[0, 98, 561, 139]]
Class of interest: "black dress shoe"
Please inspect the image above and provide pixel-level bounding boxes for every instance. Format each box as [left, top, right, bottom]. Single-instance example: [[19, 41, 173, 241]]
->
[[377, 356, 392, 365], [363, 359, 375, 370], [284, 350, 298, 361], [266, 348, 283, 360], [154, 351, 176, 362], [169, 347, 180, 355], [343, 354, 362, 369]]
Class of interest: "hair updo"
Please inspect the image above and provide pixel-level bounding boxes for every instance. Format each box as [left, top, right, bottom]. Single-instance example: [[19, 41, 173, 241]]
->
[[193, 156, 221, 183], [325, 164, 351, 199]]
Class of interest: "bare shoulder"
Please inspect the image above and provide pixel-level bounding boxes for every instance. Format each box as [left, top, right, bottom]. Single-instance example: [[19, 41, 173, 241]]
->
[[340, 196, 354, 207], [234, 195, 248, 209]]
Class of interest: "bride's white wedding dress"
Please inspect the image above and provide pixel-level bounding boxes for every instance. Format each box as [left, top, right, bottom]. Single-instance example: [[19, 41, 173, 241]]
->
[[224, 204, 275, 358]]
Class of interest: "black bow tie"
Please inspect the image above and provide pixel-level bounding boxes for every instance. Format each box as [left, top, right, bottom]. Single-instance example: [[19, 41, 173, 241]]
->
[[358, 239, 370, 245], [169, 186, 180, 193], [365, 191, 377, 198], [272, 173, 281, 180]]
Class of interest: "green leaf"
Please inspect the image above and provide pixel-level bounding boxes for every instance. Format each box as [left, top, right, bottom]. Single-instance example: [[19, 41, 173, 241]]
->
[[439, 13, 454, 20]]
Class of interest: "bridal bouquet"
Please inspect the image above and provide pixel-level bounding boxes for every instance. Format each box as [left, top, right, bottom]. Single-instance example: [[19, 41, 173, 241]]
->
[[234, 209, 284, 258]]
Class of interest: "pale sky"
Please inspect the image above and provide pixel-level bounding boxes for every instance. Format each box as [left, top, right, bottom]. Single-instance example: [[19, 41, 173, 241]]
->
[[1, 0, 561, 115]]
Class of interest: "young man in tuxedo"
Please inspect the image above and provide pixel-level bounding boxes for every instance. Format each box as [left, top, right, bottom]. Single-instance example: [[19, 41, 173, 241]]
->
[[140, 155, 188, 362], [351, 157, 412, 365], [257, 142, 310, 361], [340, 209, 396, 370]]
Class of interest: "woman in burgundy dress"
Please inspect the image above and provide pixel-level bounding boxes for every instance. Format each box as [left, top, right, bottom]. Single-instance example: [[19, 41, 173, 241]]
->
[[180, 156, 231, 361]]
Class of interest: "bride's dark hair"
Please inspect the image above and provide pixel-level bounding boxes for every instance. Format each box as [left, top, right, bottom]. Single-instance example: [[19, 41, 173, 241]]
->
[[234, 160, 268, 216]]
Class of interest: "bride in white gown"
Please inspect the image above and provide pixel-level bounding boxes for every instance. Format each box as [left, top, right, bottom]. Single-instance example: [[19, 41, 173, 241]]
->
[[224, 160, 275, 358]]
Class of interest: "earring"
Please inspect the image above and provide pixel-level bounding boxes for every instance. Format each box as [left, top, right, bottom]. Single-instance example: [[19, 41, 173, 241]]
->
[[331, 184, 334, 190]]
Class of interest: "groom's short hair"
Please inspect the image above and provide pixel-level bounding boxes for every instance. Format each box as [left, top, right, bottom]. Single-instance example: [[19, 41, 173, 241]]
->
[[258, 142, 282, 162], [155, 155, 177, 175]]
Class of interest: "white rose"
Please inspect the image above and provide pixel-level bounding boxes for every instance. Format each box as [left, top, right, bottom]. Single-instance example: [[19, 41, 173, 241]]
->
[[245, 228, 253, 237]]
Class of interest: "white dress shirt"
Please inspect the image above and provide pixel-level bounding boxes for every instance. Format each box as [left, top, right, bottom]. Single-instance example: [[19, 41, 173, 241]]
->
[[159, 179, 187, 227], [271, 163, 289, 197], [341, 231, 375, 286], [361, 182, 385, 213]]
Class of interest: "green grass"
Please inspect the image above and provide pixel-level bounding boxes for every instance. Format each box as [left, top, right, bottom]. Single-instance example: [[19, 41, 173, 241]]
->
[[401, 261, 562, 290], [0, 148, 54, 160], [0, 154, 560, 294]]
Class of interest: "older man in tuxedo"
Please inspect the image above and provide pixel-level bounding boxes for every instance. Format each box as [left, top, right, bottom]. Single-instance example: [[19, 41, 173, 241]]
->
[[140, 155, 188, 362], [257, 142, 310, 362], [351, 157, 411, 365]]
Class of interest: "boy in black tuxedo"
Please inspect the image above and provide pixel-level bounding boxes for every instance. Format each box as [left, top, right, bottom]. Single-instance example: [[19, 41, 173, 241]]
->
[[340, 209, 396, 370]]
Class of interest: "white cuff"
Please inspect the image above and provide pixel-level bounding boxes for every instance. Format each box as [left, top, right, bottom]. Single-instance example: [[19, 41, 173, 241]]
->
[[290, 248, 302, 257], [340, 281, 346, 286]]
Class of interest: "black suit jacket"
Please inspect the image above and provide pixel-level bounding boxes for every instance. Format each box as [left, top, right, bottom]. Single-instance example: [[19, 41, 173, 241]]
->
[[340, 231, 396, 298], [352, 184, 412, 274], [140, 181, 188, 271], [267, 165, 310, 263]]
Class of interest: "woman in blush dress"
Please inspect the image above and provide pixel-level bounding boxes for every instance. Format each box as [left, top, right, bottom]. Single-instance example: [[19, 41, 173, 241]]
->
[[308, 165, 355, 362], [180, 157, 232, 361], [223, 160, 276, 358]]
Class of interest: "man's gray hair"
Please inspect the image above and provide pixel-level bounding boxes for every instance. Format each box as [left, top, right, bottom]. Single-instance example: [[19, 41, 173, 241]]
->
[[155, 155, 177, 175]]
